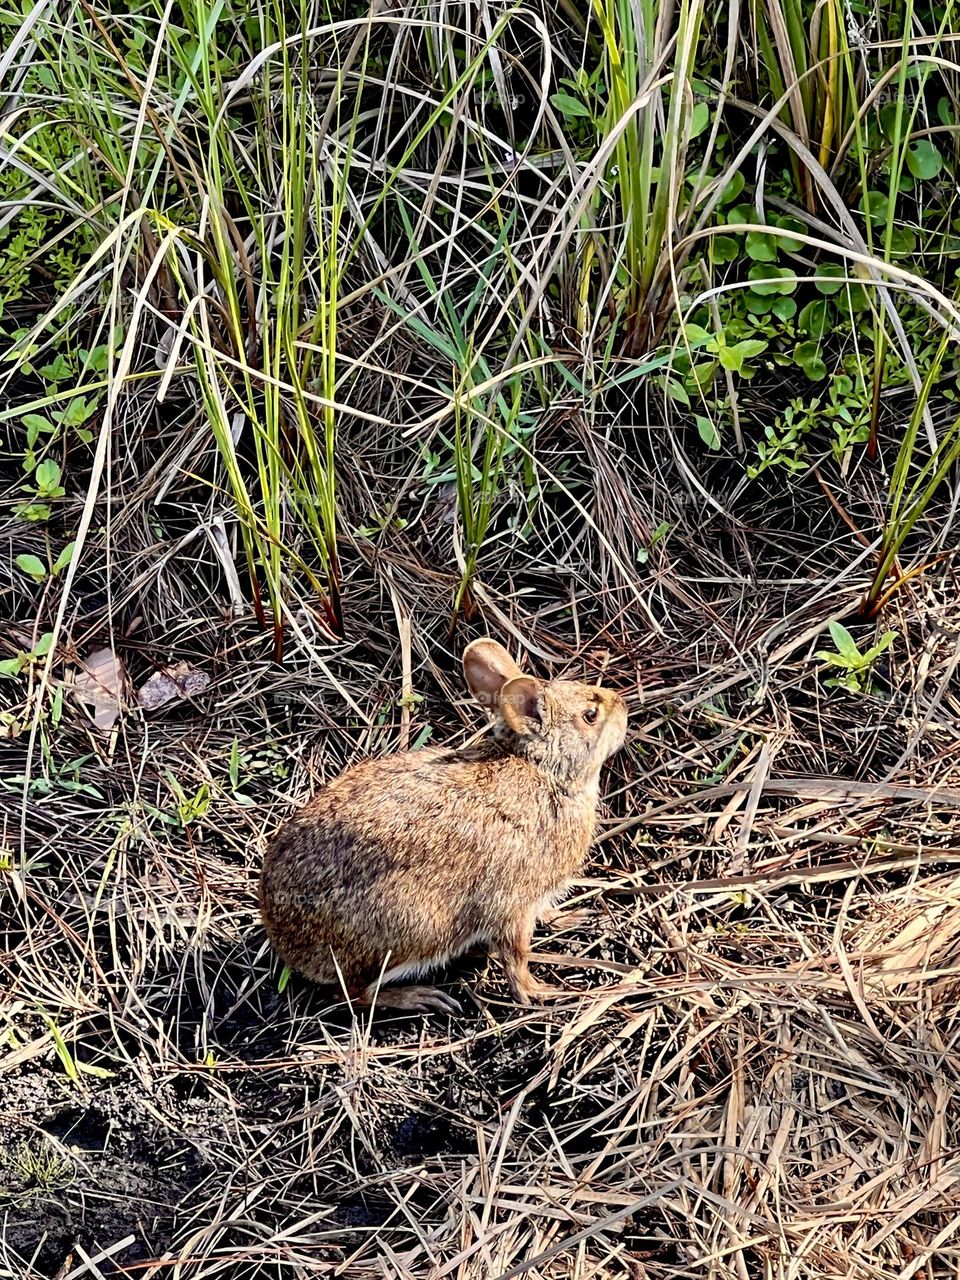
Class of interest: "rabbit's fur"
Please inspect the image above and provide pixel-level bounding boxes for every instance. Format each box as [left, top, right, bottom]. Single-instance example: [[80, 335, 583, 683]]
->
[[259, 638, 628, 1013]]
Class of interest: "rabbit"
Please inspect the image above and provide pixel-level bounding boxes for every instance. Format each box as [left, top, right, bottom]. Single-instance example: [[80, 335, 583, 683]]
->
[[258, 637, 628, 1013]]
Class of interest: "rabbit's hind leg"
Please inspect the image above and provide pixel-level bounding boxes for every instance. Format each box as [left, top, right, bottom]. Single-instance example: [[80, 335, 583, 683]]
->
[[360, 982, 461, 1014], [356, 950, 463, 1014], [496, 918, 567, 1004]]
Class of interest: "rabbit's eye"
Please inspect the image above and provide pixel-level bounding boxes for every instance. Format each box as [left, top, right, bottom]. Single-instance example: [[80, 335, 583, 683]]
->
[[583, 707, 599, 725]]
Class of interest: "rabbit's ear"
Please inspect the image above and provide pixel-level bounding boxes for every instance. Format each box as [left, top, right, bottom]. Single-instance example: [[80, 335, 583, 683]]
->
[[499, 676, 541, 735], [463, 639, 524, 708]]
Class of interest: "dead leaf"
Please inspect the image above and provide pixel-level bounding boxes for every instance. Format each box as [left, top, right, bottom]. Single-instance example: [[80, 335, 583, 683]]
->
[[137, 661, 211, 711], [1, 712, 22, 739], [73, 648, 127, 731]]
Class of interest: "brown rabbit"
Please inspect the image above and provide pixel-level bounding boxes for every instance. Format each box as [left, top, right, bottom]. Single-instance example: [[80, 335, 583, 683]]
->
[[258, 638, 628, 1013]]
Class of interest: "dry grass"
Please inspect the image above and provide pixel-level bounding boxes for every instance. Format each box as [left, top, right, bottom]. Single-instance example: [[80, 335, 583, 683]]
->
[[4, 385, 960, 1278], [4, 1, 960, 1274]]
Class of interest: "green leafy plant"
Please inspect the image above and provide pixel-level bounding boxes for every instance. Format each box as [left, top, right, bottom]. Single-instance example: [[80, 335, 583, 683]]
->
[[0, 633, 54, 679], [13, 459, 65, 523], [683, 322, 768, 377], [748, 371, 872, 478], [15, 542, 75, 583], [637, 521, 671, 564], [165, 773, 211, 827], [550, 65, 605, 135], [3, 746, 103, 800], [815, 621, 897, 695]]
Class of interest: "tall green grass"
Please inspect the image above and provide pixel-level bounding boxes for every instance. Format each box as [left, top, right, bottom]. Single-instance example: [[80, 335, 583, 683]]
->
[[588, 0, 705, 348], [2, 0, 960, 647], [156, 0, 360, 652]]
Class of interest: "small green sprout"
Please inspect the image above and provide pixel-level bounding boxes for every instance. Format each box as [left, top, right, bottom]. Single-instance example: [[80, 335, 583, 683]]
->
[[815, 621, 897, 695]]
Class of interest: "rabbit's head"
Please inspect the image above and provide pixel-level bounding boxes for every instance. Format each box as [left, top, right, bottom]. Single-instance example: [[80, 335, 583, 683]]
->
[[463, 638, 628, 789]]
